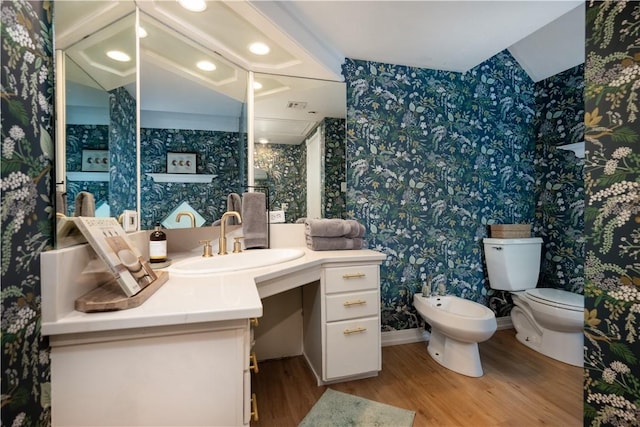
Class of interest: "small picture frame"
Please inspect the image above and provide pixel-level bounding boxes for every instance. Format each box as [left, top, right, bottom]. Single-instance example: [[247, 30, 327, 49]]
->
[[167, 152, 197, 174], [82, 149, 109, 172]]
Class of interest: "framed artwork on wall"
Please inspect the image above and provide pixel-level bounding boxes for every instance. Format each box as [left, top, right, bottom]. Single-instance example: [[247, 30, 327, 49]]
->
[[167, 152, 197, 174], [82, 149, 109, 172]]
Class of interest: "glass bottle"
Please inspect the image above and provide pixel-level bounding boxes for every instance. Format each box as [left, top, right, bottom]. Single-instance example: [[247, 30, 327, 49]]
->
[[149, 222, 167, 263]]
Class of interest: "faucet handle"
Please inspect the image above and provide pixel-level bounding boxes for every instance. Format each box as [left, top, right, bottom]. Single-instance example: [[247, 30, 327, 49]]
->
[[233, 237, 244, 253], [199, 240, 213, 257]]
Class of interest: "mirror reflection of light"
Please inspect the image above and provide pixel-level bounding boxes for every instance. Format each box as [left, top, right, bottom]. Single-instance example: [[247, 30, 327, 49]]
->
[[197, 60, 217, 71], [253, 81, 263, 90], [178, 0, 207, 12], [249, 42, 270, 55], [138, 26, 148, 38], [106, 50, 131, 62], [258, 138, 269, 144]]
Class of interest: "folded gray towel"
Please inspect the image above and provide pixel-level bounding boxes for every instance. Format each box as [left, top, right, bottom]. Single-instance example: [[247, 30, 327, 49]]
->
[[226, 193, 242, 225], [344, 219, 365, 238], [305, 236, 363, 251], [242, 192, 268, 249], [74, 191, 95, 217], [305, 218, 351, 237]]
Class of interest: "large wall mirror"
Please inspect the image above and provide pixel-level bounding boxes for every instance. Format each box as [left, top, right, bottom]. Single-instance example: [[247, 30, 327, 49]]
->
[[57, 9, 138, 221], [53, 1, 347, 248], [253, 74, 346, 223], [138, 12, 247, 230], [54, 2, 249, 247]]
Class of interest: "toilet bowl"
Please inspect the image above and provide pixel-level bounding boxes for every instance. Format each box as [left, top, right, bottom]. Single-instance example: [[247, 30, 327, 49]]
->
[[413, 294, 497, 377], [483, 237, 584, 367]]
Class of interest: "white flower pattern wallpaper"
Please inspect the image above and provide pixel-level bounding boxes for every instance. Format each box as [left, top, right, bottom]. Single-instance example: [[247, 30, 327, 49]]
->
[[583, 1, 640, 424], [1, 1, 638, 425]]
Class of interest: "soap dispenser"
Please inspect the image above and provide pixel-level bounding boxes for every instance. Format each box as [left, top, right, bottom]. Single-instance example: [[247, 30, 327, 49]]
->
[[149, 222, 167, 264]]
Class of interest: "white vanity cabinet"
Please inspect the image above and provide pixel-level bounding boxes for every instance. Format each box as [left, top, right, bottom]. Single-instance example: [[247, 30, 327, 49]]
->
[[303, 262, 381, 384], [42, 240, 385, 425], [49, 319, 254, 426]]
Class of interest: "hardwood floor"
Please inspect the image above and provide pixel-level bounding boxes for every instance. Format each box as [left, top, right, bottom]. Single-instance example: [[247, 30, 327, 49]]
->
[[251, 329, 583, 426]]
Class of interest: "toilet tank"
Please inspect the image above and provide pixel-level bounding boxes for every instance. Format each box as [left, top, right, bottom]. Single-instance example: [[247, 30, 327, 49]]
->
[[483, 237, 543, 291]]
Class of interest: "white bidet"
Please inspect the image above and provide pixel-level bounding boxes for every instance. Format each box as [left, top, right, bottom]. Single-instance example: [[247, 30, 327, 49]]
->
[[413, 294, 497, 377]]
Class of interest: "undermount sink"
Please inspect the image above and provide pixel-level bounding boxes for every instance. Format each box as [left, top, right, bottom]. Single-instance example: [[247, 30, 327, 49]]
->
[[168, 248, 305, 275]]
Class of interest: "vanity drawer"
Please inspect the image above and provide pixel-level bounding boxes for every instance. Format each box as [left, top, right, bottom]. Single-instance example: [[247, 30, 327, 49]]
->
[[325, 317, 379, 380], [325, 290, 379, 322], [324, 265, 379, 294]]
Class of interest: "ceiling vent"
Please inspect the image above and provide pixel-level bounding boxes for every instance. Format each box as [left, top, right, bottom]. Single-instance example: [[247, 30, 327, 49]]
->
[[286, 101, 307, 110]]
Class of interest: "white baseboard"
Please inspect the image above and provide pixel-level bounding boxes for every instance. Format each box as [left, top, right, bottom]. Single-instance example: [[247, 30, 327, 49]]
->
[[381, 328, 426, 347], [381, 316, 513, 347], [496, 315, 513, 330]]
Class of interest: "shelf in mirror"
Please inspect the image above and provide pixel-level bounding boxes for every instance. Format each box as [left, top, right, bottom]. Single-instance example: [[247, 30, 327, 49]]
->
[[67, 172, 109, 182], [146, 173, 217, 183]]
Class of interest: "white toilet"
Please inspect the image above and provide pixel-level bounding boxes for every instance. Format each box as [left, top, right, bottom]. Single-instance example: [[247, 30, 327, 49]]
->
[[413, 294, 497, 377], [483, 237, 583, 367]]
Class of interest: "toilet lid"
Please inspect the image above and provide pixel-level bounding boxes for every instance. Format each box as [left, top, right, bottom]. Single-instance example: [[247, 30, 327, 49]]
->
[[525, 288, 583, 310]]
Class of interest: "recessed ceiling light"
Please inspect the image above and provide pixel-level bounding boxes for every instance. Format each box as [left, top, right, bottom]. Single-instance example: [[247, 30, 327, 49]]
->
[[249, 42, 270, 55], [258, 138, 269, 144], [178, 0, 207, 12], [197, 60, 216, 71], [138, 26, 148, 38], [106, 50, 130, 62], [253, 81, 263, 90]]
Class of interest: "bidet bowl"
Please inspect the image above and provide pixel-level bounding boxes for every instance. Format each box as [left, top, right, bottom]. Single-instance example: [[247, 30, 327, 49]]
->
[[413, 295, 497, 343], [168, 248, 305, 276]]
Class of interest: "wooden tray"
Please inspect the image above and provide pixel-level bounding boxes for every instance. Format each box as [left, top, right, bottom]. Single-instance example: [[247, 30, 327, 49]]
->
[[75, 271, 169, 313]]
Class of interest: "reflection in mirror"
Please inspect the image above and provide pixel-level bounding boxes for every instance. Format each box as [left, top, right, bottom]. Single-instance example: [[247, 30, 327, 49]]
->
[[62, 12, 137, 220], [138, 12, 248, 230], [252, 74, 346, 222]]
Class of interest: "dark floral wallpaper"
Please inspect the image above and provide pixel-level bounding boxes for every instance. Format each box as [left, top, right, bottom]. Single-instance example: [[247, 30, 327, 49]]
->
[[1, 0, 54, 425], [324, 118, 347, 219], [343, 51, 539, 329], [140, 128, 244, 229], [533, 64, 585, 295], [254, 141, 307, 222], [108, 86, 137, 218], [254, 118, 347, 223], [65, 124, 109, 215], [584, 1, 640, 425]]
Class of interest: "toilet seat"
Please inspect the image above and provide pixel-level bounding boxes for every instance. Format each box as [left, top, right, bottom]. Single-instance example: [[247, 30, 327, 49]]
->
[[524, 288, 583, 312]]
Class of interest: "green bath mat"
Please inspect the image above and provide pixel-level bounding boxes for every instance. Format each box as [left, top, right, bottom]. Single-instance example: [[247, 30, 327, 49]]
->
[[299, 388, 415, 426]]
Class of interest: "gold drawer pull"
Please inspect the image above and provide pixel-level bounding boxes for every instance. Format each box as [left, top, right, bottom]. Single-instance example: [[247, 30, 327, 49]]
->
[[342, 273, 366, 279], [250, 318, 259, 327], [343, 327, 367, 335], [250, 352, 259, 373], [343, 300, 367, 307], [251, 393, 259, 422]]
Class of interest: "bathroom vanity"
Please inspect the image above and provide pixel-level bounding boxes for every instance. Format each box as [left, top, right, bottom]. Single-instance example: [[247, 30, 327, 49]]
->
[[41, 226, 385, 426]]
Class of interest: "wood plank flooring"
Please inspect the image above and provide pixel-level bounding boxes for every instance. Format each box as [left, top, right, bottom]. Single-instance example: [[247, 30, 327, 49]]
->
[[251, 329, 583, 426]]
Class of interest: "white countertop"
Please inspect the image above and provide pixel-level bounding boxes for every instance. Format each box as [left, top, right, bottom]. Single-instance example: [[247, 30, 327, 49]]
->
[[41, 247, 385, 336]]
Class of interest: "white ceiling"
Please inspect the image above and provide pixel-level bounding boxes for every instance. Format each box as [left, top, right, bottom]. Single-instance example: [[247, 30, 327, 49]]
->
[[57, 0, 586, 146], [253, 0, 585, 82]]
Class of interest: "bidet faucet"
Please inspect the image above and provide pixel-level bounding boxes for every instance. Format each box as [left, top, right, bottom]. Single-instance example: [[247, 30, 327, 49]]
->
[[431, 274, 447, 296], [218, 211, 242, 255]]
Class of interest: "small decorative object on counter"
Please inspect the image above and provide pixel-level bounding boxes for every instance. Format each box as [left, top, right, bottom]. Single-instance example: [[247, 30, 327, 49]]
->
[[149, 222, 167, 263]]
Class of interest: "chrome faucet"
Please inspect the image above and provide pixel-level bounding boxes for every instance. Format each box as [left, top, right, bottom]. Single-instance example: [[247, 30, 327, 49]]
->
[[176, 211, 196, 228], [218, 211, 242, 255], [431, 274, 447, 296]]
